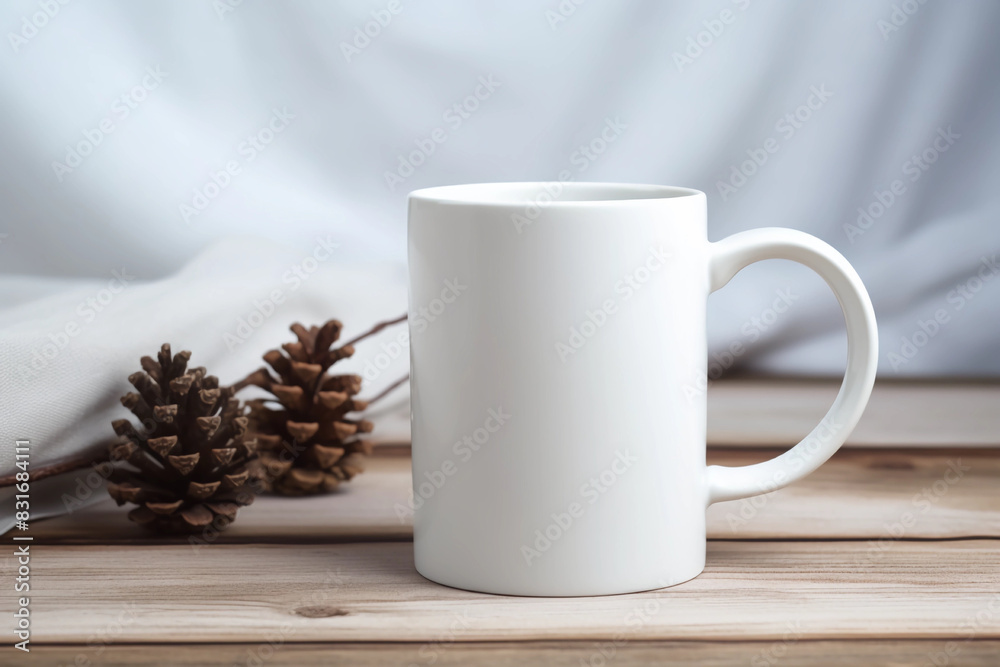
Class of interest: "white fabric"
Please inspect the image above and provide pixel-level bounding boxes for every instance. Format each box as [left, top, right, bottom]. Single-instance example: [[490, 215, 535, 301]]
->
[[1, 1, 998, 530], [0, 239, 408, 532]]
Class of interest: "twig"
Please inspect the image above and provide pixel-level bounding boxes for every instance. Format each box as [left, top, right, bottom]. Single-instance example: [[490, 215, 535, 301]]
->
[[342, 313, 407, 347], [232, 313, 408, 393], [346, 315, 409, 405], [0, 313, 412, 488], [365, 373, 410, 406], [0, 451, 112, 487]]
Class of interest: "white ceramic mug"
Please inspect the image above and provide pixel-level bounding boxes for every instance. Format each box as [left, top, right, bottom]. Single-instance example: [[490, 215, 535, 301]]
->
[[407, 182, 877, 596]]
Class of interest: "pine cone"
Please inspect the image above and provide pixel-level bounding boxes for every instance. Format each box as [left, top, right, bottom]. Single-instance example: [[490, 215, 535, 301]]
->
[[107, 344, 257, 533], [236, 320, 374, 496]]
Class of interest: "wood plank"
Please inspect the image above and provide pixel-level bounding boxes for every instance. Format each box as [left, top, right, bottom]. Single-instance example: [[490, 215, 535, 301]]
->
[[16, 541, 1000, 644], [368, 380, 1000, 448], [707, 380, 1000, 447], [706, 448, 1000, 539], [29, 453, 413, 545], [30, 450, 1000, 543], [21, 640, 1000, 667]]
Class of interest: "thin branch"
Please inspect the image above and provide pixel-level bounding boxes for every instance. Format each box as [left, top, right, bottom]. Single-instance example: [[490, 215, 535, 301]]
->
[[365, 373, 409, 406], [0, 451, 112, 487], [1, 313, 411, 488], [342, 313, 407, 348]]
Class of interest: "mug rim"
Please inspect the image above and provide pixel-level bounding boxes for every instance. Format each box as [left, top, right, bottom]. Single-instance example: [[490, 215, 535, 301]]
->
[[408, 181, 705, 206]]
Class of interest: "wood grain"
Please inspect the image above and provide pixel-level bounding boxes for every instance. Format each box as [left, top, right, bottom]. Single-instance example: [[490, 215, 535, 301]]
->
[[367, 380, 1000, 448], [15, 541, 1000, 644], [20, 640, 1000, 667], [11, 381, 1000, 664], [706, 380, 1000, 447], [30, 449, 1000, 543], [707, 448, 1000, 539]]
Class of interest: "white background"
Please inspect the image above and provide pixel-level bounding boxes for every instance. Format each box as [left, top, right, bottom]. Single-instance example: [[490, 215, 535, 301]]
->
[[2, 0, 998, 379]]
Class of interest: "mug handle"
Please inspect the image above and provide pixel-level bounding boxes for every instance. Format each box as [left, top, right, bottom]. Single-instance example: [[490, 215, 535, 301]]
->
[[706, 228, 878, 504]]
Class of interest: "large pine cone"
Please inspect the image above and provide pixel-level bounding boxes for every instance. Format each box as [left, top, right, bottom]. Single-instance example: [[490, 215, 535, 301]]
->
[[235, 320, 373, 496], [107, 344, 257, 533]]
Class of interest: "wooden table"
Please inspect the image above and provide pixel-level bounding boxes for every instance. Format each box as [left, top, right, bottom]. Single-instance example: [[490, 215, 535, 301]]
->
[[13, 380, 1000, 666]]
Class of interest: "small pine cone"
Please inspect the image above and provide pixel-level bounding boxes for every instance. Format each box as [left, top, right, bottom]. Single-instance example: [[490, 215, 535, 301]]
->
[[107, 344, 257, 533], [235, 320, 374, 496]]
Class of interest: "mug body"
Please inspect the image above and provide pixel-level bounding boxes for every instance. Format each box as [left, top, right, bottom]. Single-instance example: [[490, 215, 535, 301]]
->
[[408, 182, 710, 596]]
